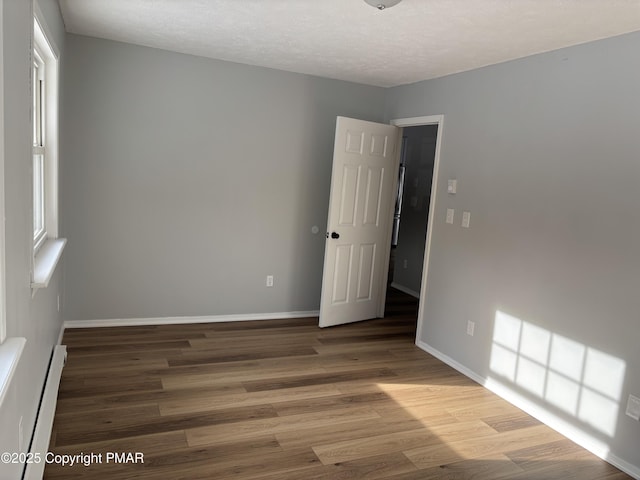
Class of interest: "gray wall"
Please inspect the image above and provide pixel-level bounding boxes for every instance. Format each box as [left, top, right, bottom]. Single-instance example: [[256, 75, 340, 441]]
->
[[386, 31, 640, 472], [61, 35, 386, 320], [0, 0, 65, 477], [393, 125, 437, 294], [52, 18, 640, 474]]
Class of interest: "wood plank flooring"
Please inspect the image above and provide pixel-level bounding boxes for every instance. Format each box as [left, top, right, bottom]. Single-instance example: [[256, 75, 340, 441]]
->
[[45, 289, 632, 479]]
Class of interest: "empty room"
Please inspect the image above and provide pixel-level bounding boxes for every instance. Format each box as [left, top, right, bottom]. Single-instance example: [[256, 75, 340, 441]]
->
[[1, 0, 640, 478]]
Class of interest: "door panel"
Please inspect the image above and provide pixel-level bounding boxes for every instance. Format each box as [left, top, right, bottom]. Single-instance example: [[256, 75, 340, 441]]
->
[[370, 134, 388, 157], [319, 117, 400, 328], [332, 244, 353, 305], [356, 243, 376, 301], [338, 165, 360, 226], [363, 167, 384, 226], [346, 130, 365, 154]]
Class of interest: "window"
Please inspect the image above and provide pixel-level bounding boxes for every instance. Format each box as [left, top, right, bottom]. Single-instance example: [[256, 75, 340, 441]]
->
[[31, 12, 65, 291], [32, 44, 46, 250]]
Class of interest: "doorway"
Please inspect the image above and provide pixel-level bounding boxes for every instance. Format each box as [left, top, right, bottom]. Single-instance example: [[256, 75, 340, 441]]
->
[[388, 124, 438, 300], [390, 115, 444, 343], [318, 114, 443, 338]]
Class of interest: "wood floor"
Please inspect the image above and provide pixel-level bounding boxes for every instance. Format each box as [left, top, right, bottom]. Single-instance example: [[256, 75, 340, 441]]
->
[[45, 289, 631, 479]]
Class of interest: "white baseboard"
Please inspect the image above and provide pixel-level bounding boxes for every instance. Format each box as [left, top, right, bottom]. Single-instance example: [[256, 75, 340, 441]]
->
[[415, 339, 640, 480], [416, 339, 485, 385], [23, 345, 67, 480], [64, 310, 320, 329], [390, 282, 420, 299], [606, 455, 640, 480]]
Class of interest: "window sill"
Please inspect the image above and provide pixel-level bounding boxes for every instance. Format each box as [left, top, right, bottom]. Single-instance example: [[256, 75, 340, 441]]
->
[[0, 337, 26, 408], [32, 238, 66, 290]]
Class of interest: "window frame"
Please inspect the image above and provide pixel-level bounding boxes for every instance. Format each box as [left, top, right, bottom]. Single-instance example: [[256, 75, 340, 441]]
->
[[32, 14, 59, 253], [31, 10, 61, 290], [32, 43, 46, 252]]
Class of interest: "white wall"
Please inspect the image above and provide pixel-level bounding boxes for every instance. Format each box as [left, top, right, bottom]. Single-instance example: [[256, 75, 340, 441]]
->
[[386, 31, 640, 474], [0, 0, 65, 477], [61, 35, 386, 321]]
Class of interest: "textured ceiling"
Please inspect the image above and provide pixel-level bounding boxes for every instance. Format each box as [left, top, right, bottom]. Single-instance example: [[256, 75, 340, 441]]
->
[[58, 0, 640, 87]]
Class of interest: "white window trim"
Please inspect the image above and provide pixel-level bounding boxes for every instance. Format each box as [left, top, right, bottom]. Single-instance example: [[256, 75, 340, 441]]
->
[[32, 45, 46, 252], [0, 338, 27, 408], [31, 8, 65, 294]]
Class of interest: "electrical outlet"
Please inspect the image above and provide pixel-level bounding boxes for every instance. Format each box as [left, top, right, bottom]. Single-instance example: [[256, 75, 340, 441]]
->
[[626, 394, 640, 421], [266, 275, 274, 287], [466, 321, 475, 336], [403, 259, 408, 269]]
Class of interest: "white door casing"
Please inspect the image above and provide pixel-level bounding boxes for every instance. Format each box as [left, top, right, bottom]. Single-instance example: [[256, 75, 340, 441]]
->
[[319, 117, 401, 328]]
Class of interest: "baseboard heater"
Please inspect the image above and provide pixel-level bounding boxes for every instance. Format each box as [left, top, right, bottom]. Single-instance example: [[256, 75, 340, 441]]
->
[[22, 345, 67, 480]]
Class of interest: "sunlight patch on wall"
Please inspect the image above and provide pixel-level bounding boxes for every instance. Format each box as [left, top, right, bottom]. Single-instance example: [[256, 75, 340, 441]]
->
[[489, 310, 626, 437]]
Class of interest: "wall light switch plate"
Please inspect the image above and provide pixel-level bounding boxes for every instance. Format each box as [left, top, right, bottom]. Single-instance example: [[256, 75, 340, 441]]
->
[[626, 394, 640, 421], [447, 179, 457, 194], [462, 211, 471, 228], [466, 321, 475, 336], [266, 275, 274, 287], [446, 209, 454, 224]]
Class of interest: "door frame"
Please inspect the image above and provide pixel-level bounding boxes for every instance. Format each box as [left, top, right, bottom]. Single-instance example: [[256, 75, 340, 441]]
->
[[389, 115, 444, 345]]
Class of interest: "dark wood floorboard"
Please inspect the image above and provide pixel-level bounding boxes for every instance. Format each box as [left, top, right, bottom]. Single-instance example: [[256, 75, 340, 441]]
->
[[45, 288, 632, 479]]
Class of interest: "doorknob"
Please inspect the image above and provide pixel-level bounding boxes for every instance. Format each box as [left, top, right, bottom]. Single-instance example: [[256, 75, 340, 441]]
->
[[331, 232, 340, 239]]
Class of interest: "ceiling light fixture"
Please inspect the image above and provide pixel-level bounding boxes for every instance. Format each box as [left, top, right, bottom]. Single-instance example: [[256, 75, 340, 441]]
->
[[363, 0, 402, 10]]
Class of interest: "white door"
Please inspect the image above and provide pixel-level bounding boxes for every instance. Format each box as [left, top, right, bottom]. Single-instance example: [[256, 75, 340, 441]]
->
[[319, 117, 401, 328]]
